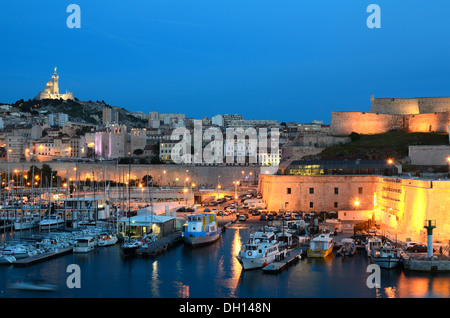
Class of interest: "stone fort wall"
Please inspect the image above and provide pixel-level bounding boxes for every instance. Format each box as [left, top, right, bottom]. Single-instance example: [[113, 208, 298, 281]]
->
[[370, 97, 420, 115], [370, 95, 450, 115], [330, 111, 450, 135]]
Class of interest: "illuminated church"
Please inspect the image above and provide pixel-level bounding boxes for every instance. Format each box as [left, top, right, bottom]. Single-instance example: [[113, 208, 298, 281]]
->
[[35, 67, 74, 100]]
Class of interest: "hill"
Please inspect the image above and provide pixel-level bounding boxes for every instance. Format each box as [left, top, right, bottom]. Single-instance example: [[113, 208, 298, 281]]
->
[[11, 98, 147, 127]]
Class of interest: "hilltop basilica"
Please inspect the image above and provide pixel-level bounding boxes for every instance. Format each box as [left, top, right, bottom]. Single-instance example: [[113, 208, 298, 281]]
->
[[35, 67, 74, 101]]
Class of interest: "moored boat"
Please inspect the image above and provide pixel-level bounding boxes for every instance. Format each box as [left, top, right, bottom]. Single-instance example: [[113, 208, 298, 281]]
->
[[121, 238, 143, 255], [14, 216, 39, 231], [97, 233, 118, 247], [369, 245, 401, 269], [307, 233, 334, 258], [336, 238, 357, 256], [39, 215, 65, 231], [237, 231, 285, 270], [181, 213, 221, 247], [365, 236, 382, 255], [73, 236, 97, 253]]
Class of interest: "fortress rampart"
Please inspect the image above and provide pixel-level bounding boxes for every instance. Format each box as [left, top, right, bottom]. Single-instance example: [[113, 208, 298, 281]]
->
[[330, 95, 450, 135]]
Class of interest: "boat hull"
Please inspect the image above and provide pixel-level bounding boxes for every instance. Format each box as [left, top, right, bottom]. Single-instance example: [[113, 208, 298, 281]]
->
[[370, 256, 400, 269], [182, 230, 221, 247], [73, 246, 95, 253], [307, 244, 334, 258], [237, 253, 280, 270]]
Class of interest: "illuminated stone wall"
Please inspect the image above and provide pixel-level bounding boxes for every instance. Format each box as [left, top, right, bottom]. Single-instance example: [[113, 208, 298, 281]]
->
[[370, 97, 420, 115], [258, 174, 376, 212], [258, 174, 450, 242], [374, 177, 450, 242], [330, 111, 450, 135]]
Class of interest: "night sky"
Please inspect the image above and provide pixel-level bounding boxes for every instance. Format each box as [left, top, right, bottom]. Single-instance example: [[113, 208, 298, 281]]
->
[[1, 1, 450, 124]]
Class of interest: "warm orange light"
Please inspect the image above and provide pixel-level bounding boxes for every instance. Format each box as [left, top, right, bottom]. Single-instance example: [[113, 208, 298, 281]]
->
[[191, 183, 195, 187], [139, 183, 143, 188], [63, 183, 67, 187], [387, 159, 393, 165], [354, 199, 360, 207], [218, 185, 221, 189], [183, 188, 188, 193]]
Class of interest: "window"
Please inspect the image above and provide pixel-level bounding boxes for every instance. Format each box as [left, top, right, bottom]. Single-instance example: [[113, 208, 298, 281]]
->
[[334, 202, 338, 208], [309, 188, 314, 194], [358, 187, 363, 194], [287, 188, 291, 194], [309, 202, 313, 208], [334, 187, 339, 195]]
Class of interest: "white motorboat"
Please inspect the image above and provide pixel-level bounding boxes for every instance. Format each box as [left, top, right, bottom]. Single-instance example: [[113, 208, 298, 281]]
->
[[237, 231, 285, 270], [97, 233, 118, 247], [1, 243, 38, 259], [14, 216, 39, 231], [370, 245, 401, 269], [39, 215, 65, 231], [73, 236, 97, 253], [121, 238, 143, 255]]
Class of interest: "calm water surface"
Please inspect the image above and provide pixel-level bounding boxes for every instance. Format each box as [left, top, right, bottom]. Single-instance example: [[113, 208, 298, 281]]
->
[[1, 225, 449, 298]]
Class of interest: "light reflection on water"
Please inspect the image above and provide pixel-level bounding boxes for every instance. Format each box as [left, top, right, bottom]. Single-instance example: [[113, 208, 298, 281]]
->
[[0, 226, 449, 298]]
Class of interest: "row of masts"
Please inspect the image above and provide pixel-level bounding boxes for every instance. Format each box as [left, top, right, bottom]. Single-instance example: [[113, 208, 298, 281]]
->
[[0, 162, 155, 241]]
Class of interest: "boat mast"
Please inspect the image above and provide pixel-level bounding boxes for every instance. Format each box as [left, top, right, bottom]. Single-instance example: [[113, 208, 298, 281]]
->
[[128, 152, 131, 240]]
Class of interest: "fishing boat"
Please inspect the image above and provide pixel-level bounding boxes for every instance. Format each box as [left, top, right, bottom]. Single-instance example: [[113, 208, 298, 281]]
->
[[237, 231, 285, 270], [97, 233, 118, 247], [336, 238, 357, 256], [276, 232, 298, 250], [73, 236, 97, 253], [365, 236, 383, 255], [181, 213, 221, 247], [307, 233, 334, 258], [369, 245, 401, 269], [39, 215, 65, 231]]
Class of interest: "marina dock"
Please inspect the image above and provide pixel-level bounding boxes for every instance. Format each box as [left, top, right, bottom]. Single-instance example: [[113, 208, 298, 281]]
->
[[13, 247, 73, 267], [262, 247, 304, 273], [136, 232, 182, 257]]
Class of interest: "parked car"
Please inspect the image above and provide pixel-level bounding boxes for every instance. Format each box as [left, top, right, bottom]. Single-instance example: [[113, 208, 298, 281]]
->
[[267, 214, 274, 221], [238, 214, 247, 221], [405, 242, 422, 249], [259, 214, 267, 221], [217, 210, 229, 216], [406, 244, 435, 253], [203, 208, 210, 212]]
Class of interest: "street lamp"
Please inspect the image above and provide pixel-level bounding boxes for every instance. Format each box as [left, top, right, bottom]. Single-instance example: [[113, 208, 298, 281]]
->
[[354, 198, 360, 209]]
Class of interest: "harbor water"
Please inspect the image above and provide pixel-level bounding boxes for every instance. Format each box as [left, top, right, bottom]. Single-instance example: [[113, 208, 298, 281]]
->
[[0, 224, 449, 298]]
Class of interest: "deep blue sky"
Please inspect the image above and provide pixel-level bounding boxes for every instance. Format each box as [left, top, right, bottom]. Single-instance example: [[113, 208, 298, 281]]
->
[[1, 1, 450, 124]]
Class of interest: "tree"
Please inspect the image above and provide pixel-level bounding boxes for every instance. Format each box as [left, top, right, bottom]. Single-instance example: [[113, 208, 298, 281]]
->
[[133, 149, 144, 156], [142, 175, 153, 185]]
